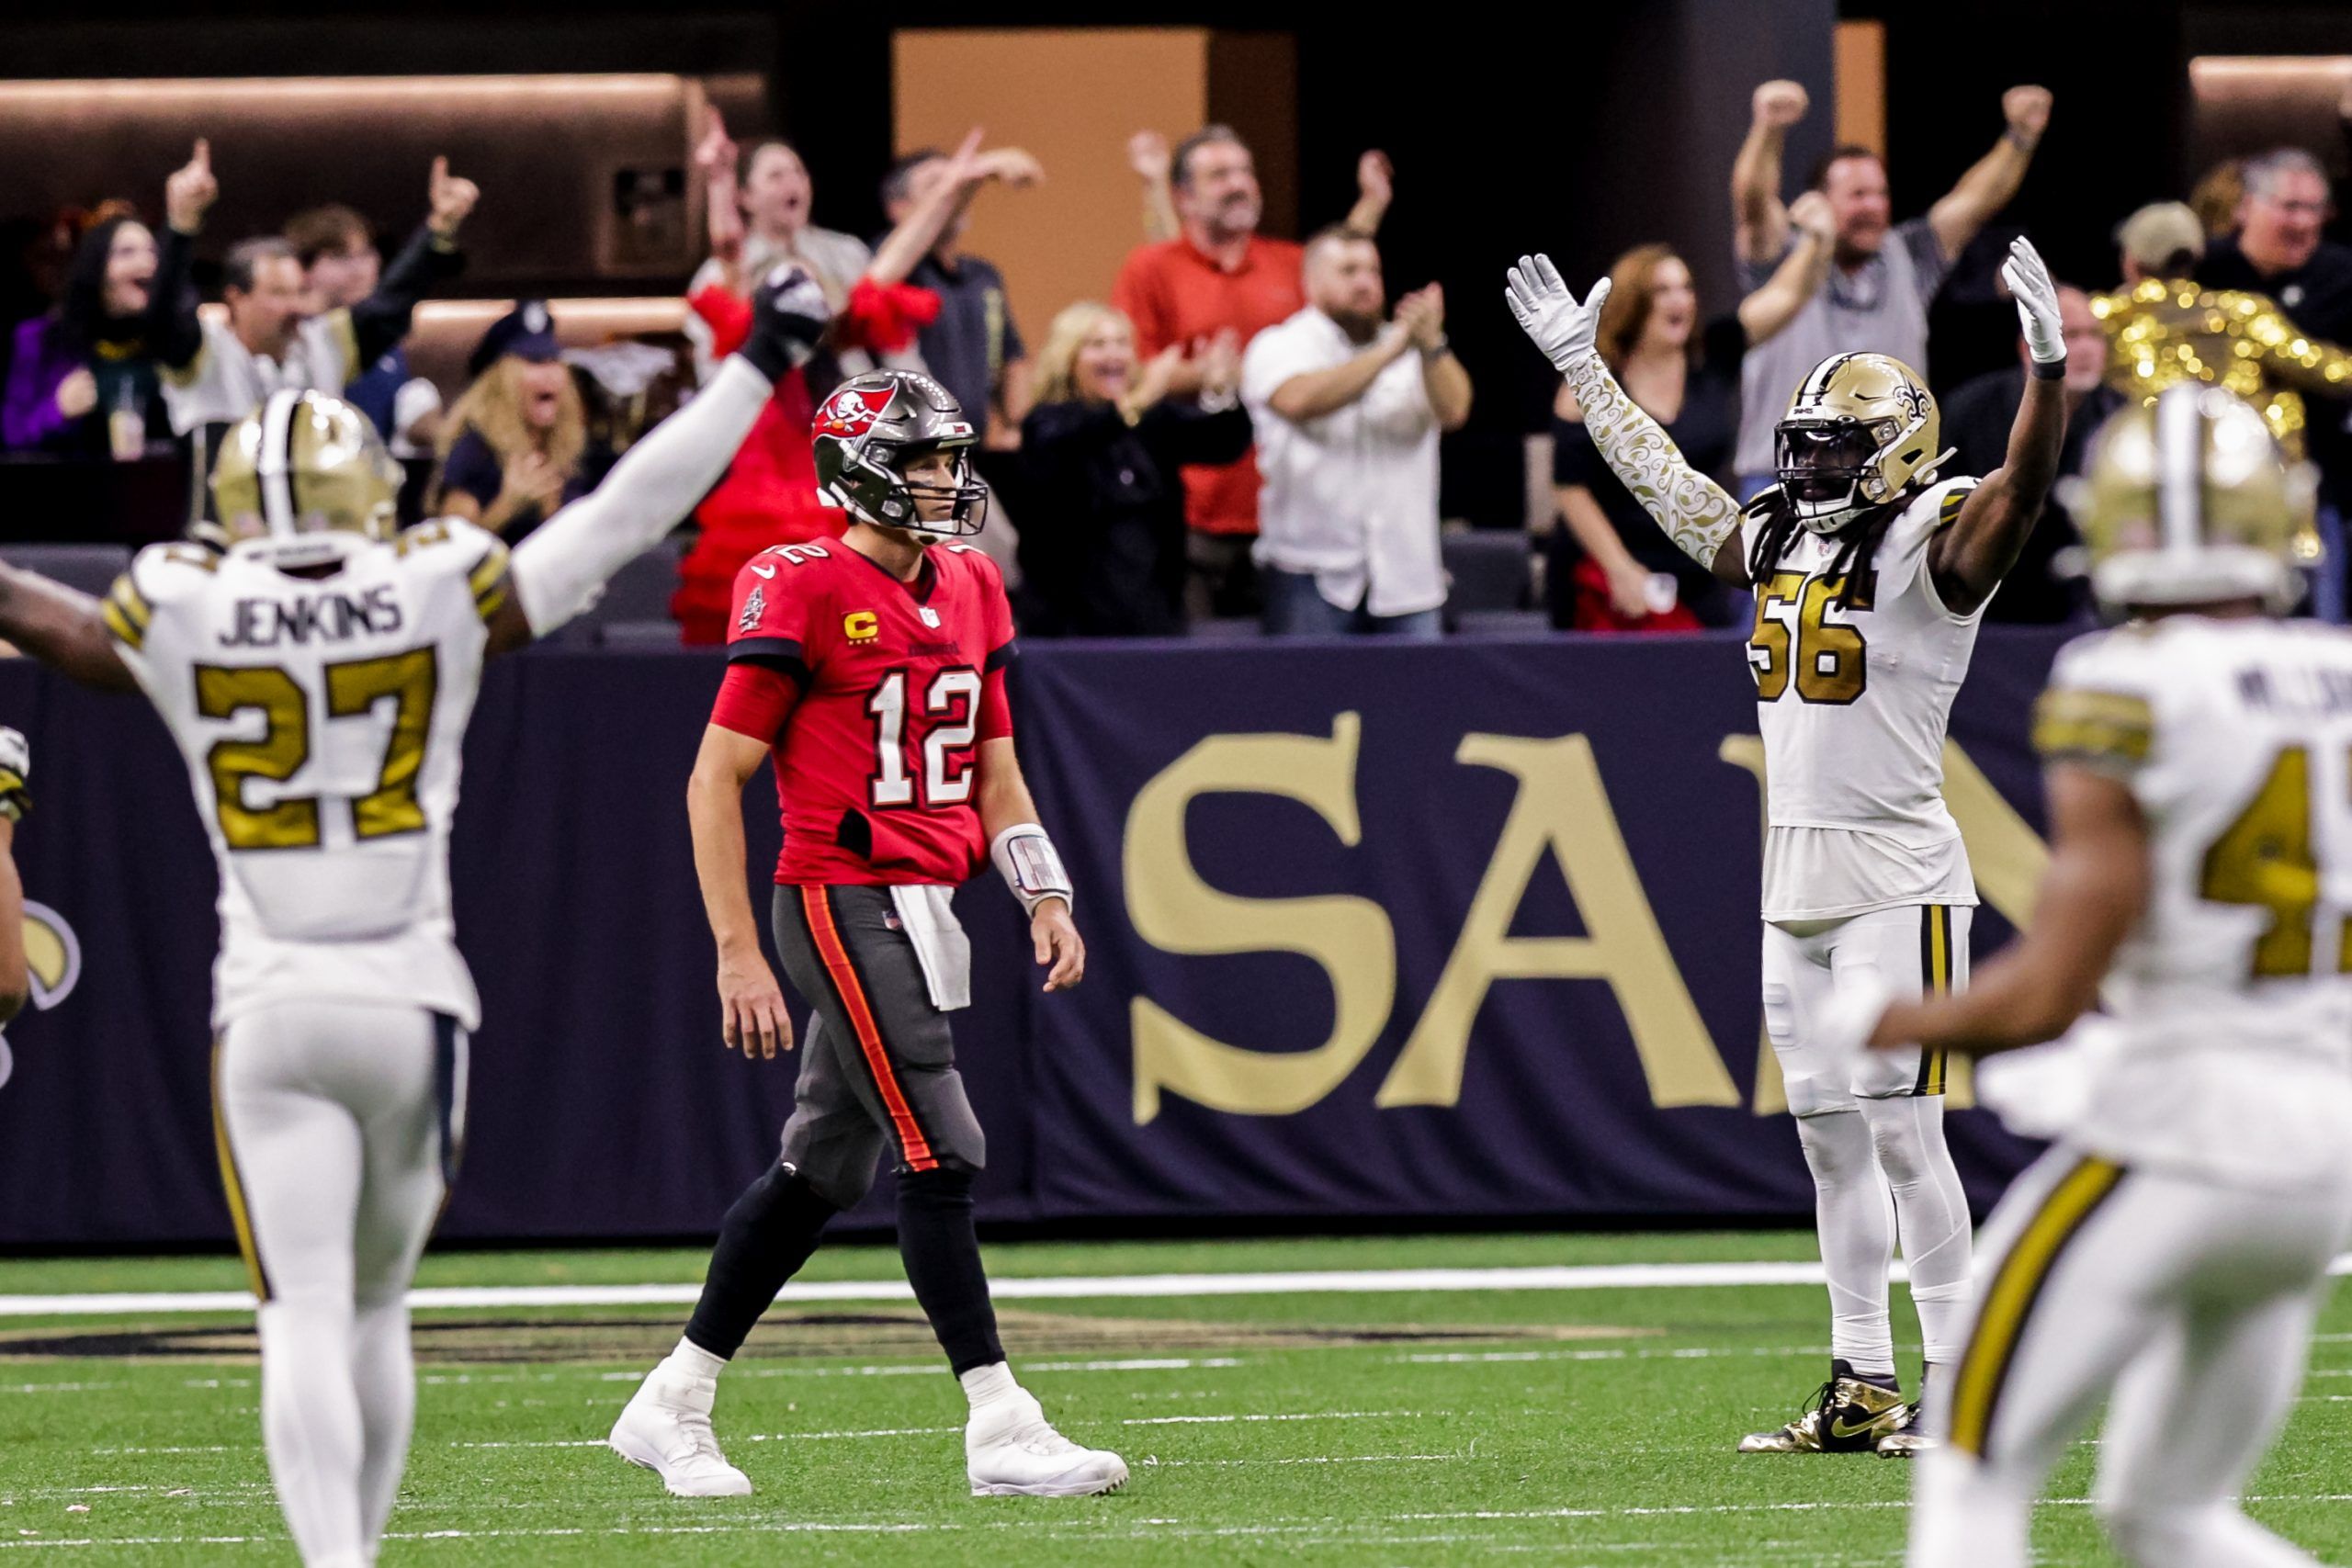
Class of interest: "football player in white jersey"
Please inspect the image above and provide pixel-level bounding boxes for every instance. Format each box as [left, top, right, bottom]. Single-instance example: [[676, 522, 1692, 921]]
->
[[0, 265, 830, 1568], [1821, 384, 2352, 1568], [1509, 238, 2068, 1454]]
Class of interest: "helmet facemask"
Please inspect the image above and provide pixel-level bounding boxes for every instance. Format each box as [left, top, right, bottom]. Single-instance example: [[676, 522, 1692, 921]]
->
[[1774, 352, 1946, 534], [868, 439, 989, 541], [1775, 418, 1899, 531]]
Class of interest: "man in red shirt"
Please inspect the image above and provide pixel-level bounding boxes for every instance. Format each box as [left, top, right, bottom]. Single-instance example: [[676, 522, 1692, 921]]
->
[[1112, 127, 1393, 618], [607, 369, 1124, 1502]]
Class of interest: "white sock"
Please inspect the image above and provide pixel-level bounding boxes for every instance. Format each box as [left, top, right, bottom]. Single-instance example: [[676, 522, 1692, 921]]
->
[[959, 1360, 1022, 1418], [256, 1296, 368, 1567], [349, 1295, 414, 1545], [662, 1337, 729, 1383], [1860, 1094, 1974, 1367], [1795, 1108, 1896, 1378]]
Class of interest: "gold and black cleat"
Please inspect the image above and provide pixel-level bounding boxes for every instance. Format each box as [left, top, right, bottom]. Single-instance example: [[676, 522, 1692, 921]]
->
[[1737, 1373, 1908, 1453], [1874, 1401, 1936, 1458]]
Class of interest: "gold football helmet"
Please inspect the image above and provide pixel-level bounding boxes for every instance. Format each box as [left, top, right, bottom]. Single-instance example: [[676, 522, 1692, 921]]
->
[[1775, 352, 1951, 532], [208, 389, 402, 564], [2067, 383, 2316, 614]]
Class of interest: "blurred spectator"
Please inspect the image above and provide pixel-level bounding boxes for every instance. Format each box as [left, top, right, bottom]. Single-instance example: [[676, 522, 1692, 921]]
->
[[1546, 206, 1835, 632], [3, 215, 170, 458], [877, 144, 1042, 446], [2114, 200, 2205, 283], [1729, 79, 2052, 494], [2199, 147, 2352, 615], [426, 302, 587, 544], [156, 142, 478, 521], [2188, 160, 2245, 240], [2199, 149, 2352, 343], [1017, 303, 1250, 637], [671, 132, 990, 644], [1241, 229, 1469, 637], [684, 113, 875, 384], [1940, 283, 2118, 624], [284, 202, 442, 455], [1114, 128, 1394, 618]]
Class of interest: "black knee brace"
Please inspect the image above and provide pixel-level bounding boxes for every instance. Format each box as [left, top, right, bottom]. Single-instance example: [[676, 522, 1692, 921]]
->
[[684, 1163, 838, 1360]]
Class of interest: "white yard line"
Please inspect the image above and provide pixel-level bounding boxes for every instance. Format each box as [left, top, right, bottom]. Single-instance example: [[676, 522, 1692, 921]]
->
[[0, 1258, 1898, 1318]]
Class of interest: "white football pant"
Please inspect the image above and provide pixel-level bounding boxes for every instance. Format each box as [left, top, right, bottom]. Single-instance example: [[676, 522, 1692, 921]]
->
[[1764, 904, 1975, 1375], [1909, 1146, 2352, 1568], [213, 1000, 464, 1568]]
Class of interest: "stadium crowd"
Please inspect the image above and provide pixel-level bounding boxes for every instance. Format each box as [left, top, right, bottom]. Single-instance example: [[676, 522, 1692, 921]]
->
[[7, 89, 2352, 638]]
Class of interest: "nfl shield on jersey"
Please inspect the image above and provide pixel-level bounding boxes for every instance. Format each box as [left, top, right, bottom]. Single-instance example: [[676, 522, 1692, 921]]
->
[[99, 519, 512, 1030], [2033, 617, 2352, 1191], [1744, 479, 1986, 921]]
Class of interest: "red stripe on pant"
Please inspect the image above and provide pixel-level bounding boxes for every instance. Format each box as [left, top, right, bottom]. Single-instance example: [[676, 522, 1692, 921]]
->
[[800, 886, 938, 1171]]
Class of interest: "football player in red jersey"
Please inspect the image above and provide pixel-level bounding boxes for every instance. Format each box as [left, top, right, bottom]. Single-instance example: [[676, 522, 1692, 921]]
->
[[607, 369, 1125, 1500]]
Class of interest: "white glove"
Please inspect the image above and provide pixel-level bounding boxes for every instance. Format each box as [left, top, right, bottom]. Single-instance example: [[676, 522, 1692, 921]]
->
[[2003, 235, 2065, 369], [1505, 254, 1610, 371], [1812, 974, 1894, 1079]]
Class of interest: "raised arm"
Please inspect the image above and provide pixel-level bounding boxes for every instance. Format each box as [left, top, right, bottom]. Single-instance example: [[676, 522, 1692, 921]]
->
[[152, 140, 217, 372], [493, 267, 827, 648], [1733, 80, 1807, 268], [346, 159, 476, 370], [1508, 255, 1747, 584], [1926, 86, 2052, 261], [865, 128, 986, 288], [1344, 151, 1394, 238], [1927, 236, 2070, 614], [1736, 191, 1836, 346], [1128, 130, 1180, 244], [0, 564, 138, 692]]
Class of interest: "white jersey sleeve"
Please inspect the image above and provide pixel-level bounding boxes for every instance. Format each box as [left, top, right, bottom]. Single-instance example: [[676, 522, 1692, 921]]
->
[[2037, 618, 2352, 1190], [102, 522, 510, 1030]]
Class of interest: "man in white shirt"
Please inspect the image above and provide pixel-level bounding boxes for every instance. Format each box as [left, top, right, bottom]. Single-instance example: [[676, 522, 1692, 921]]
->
[[1240, 228, 1471, 636]]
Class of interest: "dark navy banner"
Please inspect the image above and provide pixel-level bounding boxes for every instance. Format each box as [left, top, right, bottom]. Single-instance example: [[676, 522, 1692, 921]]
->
[[0, 630, 2065, 1247]]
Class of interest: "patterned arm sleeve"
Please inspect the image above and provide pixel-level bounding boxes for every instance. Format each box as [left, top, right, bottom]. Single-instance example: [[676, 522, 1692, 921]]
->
[[1559, 352, 1744, 570]]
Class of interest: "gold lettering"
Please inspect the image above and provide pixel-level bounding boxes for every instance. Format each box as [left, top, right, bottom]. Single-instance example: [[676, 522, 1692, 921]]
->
[[1379, 734, 1737, 1109], [1125, 713, 1396, 1123]]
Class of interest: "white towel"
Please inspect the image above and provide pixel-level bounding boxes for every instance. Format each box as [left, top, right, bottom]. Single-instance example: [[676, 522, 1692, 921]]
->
[[890, 885, 972, 1012]]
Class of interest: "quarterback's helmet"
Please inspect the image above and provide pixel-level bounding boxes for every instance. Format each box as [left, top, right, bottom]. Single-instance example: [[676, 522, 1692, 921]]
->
[[2067, 383, 2317, 615], [1775, 352, 1951, 532], [209, 389, 402, 565], [811, 370, 988, 539]]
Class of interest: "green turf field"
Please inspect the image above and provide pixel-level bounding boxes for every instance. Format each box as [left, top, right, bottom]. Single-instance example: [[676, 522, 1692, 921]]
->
[[3, 1233, 2348, 1565]]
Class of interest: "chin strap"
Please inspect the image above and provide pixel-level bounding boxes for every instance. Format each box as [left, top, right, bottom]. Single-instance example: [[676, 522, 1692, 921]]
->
[[1561, 351, 1744, 570]]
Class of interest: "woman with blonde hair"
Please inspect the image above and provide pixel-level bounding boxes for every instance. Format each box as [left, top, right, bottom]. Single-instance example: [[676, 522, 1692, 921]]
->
[[431, 300, 590, 542], [1017, 301, 1248, 636]]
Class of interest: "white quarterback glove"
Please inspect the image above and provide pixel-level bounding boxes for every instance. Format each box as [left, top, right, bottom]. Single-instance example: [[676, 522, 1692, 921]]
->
[[0, 727, 31, 821], [2004, 235, 2065, 374], [1505, 254, 1609, 372]]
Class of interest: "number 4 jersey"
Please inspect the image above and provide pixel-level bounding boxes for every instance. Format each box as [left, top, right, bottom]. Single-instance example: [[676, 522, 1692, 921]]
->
[[1745, 477, 1985, 922], [716, 539, 1016, 886], [101, 522, 512, 1030], [2031, 615, 2352, 1190]]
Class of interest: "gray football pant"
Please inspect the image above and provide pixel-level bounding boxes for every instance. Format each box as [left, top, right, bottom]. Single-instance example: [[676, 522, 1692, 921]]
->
[[769, 884, 986, 1209]]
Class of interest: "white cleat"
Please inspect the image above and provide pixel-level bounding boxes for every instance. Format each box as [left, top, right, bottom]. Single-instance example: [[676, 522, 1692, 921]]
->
[[966, 1393, 1130, 1497], [607, 1368, 752, 1497]]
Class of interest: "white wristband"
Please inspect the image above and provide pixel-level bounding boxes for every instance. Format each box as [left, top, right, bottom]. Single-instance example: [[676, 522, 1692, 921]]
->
[[991, 824, 1073, 917]]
